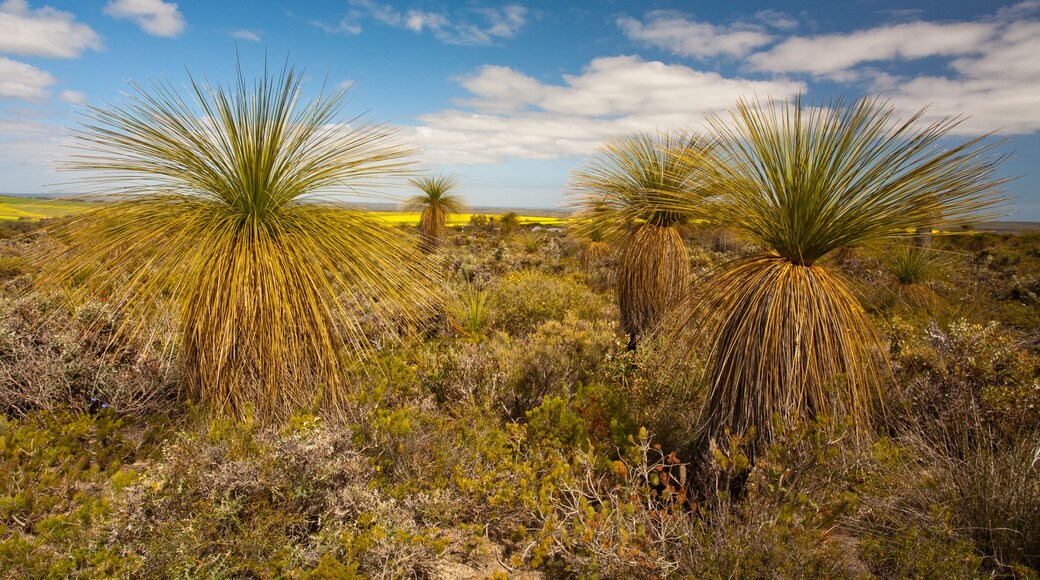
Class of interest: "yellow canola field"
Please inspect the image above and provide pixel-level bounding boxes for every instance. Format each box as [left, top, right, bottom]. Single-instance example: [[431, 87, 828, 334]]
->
[[371, 212, 565, 226], [0, 196, 567, 227], [0, 196, 92, 220]]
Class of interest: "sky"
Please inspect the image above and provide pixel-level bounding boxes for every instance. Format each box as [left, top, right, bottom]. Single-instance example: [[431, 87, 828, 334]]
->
[[1, 0, 1039, 218]]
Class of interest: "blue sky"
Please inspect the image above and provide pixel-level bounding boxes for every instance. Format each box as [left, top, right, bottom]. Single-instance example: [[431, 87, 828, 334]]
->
[[1, 0, 1039, 218]]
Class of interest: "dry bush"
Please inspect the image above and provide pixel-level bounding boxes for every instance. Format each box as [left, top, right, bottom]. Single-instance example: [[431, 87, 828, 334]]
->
[[0, 292, 177, 418], [110, 419, 466, 577]]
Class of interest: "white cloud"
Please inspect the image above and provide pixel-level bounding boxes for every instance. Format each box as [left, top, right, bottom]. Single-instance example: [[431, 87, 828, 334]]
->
[[0, 0, 102, 58], [311, 17, 361, 35], [322, 1, 526, 45], [402, 55, 805, 164], [459, 5, 526, 42], [618, 11, 773, 58], [0, 56, 55, 100], [752, 9, 799, 31], [60, 89, 85, 103], [881, 20, 1040, 135], [104, 0, 185, 38], [403, 10, 447, 32], [748, 21, 996, 76], [231, 29, 260, 42]]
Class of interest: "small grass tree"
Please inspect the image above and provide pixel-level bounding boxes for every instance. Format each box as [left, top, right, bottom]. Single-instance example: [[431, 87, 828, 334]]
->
[[403, 173, 465, 251], [670, 96, 1007, 449], [40, 64, 435, 422]]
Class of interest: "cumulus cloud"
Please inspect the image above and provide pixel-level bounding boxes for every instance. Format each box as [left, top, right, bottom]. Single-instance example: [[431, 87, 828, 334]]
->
[[882, 19, 1040, 135], [714, 1, 1040, 135], [403, 10, 448, 32], [315, 1, 527, 45], [104, 0, 185, 38], [231, 29, 260, 42], [618, 11, 773, 58], [402, 55, 805, 164], [748, 21, 996, 76], [0, 0, 102, 58], [0, 56, 55, 100]]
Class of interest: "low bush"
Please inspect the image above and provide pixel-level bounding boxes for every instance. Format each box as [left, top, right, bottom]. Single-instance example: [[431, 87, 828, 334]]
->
[[488, 269, 610, 336]]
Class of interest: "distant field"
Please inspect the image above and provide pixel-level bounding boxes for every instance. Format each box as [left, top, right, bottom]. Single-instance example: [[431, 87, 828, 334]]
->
[[0, 196, 567, 226], [0, 195, 92, 220], [372, 212, 565, 226]]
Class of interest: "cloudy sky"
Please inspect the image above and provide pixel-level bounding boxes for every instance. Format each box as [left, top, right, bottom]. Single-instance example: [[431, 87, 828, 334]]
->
[[1, 0, 1038, 218]]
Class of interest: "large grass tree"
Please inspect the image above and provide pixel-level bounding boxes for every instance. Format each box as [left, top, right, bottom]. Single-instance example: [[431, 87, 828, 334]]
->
[[671, 96, 1007, 447], [40, 65, 434, 421], [570, 131, 715, 349]]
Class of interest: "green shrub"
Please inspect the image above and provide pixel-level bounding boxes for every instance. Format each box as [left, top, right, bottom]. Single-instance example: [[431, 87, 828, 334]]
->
[[0, 411, 166, 577], [488, 270, 609, 336]]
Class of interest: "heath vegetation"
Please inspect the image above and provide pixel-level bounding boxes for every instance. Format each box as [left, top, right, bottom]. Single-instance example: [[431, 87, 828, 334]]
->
[[0, 68, 1035, 578]]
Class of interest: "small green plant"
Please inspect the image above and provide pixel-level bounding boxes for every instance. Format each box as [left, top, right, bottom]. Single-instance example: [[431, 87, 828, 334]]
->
[[518, 232, 542, 253], [451, 280, 490, 338]]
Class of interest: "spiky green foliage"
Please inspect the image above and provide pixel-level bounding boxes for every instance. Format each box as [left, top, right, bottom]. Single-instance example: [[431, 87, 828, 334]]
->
[[876, 241, 947, 312], [38, 64, 434, 422], [499, 211, 521, 235], [886, 243, 942, 287], [403, 174, 465, 250], [672, 95, 1007, 446], [451, 279, 490, 338], [570, 131, 715, 345]]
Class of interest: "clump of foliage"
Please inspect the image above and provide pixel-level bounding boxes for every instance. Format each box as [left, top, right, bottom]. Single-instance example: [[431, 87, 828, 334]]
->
[[487, 269, 610, 336], [498, 211, 521, 235]]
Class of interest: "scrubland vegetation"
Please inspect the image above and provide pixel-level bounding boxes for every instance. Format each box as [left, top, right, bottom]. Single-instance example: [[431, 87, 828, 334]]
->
[[0, 67, 1037, 578]]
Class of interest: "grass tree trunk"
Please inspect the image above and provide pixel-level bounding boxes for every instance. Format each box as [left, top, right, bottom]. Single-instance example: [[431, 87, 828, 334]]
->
[[617, 223, 689, 350], [179, 226, 346, 421], [914, 225, 933, 249], [418, 206, 446, 251], [695, 257, 883, 447]]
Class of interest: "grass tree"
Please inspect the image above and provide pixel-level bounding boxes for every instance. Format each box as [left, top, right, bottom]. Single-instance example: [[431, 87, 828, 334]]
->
[[571, 131, 715, 349], [499, 211, 521, 235], [671, 96, 1007, 448], [39, 64, 434, 422], [403, 173, 465, 250]]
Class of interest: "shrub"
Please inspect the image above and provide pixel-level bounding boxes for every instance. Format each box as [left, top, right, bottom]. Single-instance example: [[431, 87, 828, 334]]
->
[[0, 411, 167, 577], [893, 319, 1040, 451], [488, 270, 610, 336], [0, 293, 178, 417]]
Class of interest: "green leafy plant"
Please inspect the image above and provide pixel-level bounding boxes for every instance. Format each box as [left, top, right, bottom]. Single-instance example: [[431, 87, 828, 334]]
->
[[37, 63, 435, 422], [451, 279, 490, 339]]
